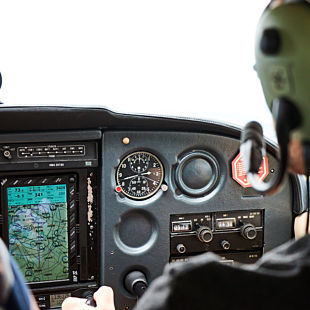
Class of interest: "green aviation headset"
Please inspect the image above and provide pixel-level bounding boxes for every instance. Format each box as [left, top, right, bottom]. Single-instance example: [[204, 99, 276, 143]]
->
[[241, 0, 310, 193]]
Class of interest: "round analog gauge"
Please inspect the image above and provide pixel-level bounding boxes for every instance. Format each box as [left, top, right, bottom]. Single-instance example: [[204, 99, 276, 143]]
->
[[116, 151, 164, 200]]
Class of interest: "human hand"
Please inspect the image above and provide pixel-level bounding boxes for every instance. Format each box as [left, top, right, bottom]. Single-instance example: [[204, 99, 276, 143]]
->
[[62, 286, 115, 310]]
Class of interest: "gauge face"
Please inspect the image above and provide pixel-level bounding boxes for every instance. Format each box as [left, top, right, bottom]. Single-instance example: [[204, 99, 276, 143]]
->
[[116, 151, 164, 200]]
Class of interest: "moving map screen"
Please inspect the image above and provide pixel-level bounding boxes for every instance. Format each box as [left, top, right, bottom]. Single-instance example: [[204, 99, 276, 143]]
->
[[7, 184, 69, 283]]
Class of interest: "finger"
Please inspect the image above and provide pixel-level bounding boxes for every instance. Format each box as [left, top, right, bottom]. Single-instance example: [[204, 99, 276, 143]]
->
[[93, 286, 115, 310], [62, 297, 89, 310]]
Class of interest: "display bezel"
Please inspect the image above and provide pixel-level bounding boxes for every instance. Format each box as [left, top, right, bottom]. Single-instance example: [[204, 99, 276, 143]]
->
[[1, 174, 78, 288]]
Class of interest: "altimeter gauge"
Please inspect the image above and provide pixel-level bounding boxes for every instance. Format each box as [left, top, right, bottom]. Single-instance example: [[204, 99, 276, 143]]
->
[[116, 151, 164, 200]]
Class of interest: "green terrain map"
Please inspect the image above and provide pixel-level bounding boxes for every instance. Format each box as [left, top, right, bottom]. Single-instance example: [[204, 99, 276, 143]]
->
[[7, 184, 69, 283]]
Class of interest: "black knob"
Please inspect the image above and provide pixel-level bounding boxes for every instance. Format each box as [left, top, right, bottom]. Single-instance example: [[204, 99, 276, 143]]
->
[[197, 226, 213, 243], [86, 297, 97, 307], [260, 28, 281, 55], [3, 150, 12, 159], [176, 243, 186, 254], [82, 291, 96, 308], [124, 271, 148, 298], [241, 224, 257, 240], [221, 240, 230, 250]]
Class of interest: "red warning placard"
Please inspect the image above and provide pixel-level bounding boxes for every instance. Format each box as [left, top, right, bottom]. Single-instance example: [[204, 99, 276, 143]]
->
[[231, 153, 269, 188]]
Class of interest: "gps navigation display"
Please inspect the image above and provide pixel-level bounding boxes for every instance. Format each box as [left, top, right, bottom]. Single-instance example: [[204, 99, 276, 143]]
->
[[7, 184, 69, 283]]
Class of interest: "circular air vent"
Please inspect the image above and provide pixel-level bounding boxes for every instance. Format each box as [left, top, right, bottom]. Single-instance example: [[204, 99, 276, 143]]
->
[[175, 151, 219, 197]]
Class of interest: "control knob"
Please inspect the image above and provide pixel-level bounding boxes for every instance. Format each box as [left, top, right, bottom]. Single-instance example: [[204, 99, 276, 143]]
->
[[221, 240, 230, 250], [196, 226, 213, 243], [3, 150, 12, 159], [124, 271, 148, 298], [176, 243, 186, 254], [241, 223, 257, 240]]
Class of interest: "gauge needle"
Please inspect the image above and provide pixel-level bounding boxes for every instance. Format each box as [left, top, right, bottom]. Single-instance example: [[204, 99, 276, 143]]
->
[[121, 175, 138, 180], [121, 172, 151, 180]]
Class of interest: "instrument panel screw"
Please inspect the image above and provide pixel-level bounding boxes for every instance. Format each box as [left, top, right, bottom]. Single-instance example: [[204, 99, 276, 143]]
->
[[161, 184, 168, 192], [122, 137, 130, 145]]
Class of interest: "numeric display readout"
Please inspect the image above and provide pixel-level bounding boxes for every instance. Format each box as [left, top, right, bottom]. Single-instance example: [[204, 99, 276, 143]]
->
[[216, 218, 236, 230], [172, 220, 192, 232]]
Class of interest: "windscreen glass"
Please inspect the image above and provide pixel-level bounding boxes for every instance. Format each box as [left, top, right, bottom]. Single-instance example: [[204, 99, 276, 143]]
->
[[7, 184, 69, 283]]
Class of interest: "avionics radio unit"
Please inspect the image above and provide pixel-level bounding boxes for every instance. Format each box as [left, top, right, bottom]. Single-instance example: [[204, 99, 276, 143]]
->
[[170, 209, 264, 264], [0, 173, 98, 309]]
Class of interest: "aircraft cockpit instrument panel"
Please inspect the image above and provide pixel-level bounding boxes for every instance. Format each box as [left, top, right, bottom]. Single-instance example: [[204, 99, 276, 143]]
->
[[0, 107, 306, 310]]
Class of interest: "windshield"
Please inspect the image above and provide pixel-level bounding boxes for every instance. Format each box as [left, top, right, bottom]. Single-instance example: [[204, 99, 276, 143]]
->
[[0, 1, 275, 139]]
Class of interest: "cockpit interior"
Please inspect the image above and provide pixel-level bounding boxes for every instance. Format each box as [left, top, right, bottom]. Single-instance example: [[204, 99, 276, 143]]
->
[[0, 106, 306, 309], [1, 0, 308, 309]]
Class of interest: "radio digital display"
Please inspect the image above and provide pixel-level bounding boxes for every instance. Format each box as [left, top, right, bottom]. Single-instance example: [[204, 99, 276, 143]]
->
[[7, 184, 69, 283], [216, 218, 236, 229]]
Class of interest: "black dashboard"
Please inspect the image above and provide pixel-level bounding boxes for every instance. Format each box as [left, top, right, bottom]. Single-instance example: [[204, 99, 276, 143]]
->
[[0, 106, 305, 310]]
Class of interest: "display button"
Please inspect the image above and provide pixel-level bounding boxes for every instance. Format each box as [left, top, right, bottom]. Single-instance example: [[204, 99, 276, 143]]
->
[[70, 227, 76, 239], [69, 186, 75, 197], [38, 303, 47, 308], [70, 214, 75, 225], [70, 241, 76, 253], [36, 295, 47, 302], [9, 179, 20, 186], [25, 179, 34, 185], [69, 200, 75, 212]]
